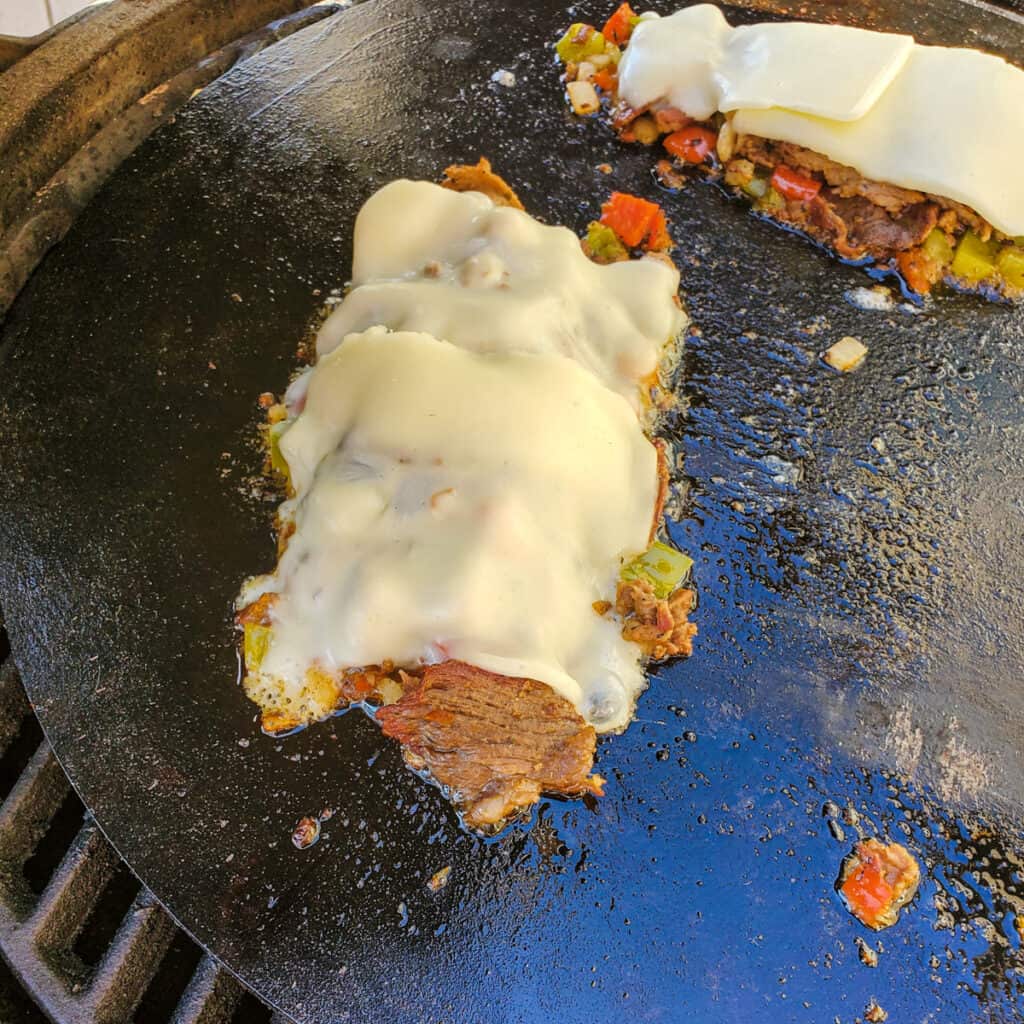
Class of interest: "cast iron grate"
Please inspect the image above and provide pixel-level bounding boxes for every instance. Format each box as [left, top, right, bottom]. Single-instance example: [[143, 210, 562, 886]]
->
[[0, 613, 287, 1024]]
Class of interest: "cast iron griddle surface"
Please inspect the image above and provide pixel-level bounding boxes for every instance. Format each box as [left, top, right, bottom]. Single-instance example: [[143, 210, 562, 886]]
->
[[2, 1, 1024, 1021]]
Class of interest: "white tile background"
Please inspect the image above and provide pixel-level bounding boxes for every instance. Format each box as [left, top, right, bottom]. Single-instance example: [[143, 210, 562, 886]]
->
[[0, 0, 100, 38]]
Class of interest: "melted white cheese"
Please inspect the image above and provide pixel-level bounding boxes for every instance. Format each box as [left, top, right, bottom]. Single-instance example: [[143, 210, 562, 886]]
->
[[251, 328, 659, 733], [619, 4, 1024, 236], [619, 5, 912, 122], [316, 180, 684, 404]]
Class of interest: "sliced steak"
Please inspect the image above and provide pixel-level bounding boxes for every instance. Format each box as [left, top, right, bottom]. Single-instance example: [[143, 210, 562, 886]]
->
[[826, 194, 938, 256], [615, 578, 697, 660], [440, 158, 524, 210], [375, 661, 603, 831]]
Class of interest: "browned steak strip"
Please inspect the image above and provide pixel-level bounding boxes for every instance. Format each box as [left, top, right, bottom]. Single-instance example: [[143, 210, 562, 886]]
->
[[615, 578, 697, 661], [375, 661, 604, 832], [824, 193, 938, 257], [440, 157, 524, 210], [737, 136, 925, 213]]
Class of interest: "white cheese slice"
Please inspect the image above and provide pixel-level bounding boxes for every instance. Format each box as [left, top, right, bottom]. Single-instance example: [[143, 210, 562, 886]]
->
[[618, 5, 731, 119], [720, 21, 912, 120], [733, 44, 1024, 237], [258, 328, 659, 733], [619, 5, 912, 122], [318, 180, 685, 405]]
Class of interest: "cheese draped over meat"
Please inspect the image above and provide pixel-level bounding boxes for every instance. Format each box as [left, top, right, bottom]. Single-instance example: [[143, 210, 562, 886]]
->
[[619, 4, 1024, 236], [240, 182, 685, 734], [316, 180, 683, 405]]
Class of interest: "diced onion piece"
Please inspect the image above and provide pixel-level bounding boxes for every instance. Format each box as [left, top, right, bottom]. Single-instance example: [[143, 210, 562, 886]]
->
[[716, 119, 736, 162], [824, 336, 868, 372], [576, 60, 597, 83], [567, 80, 601, 115]]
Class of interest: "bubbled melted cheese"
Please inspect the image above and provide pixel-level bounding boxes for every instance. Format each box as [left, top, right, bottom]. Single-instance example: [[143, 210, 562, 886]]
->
[[241, 182, 686, 734], [316, 180, 683, 406], [619, 4, 1024, 237], [251, 330, 657, 733]]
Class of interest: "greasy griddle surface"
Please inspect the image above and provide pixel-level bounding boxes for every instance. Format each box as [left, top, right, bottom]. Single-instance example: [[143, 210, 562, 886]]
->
[[2, 1, 1023, 1020]]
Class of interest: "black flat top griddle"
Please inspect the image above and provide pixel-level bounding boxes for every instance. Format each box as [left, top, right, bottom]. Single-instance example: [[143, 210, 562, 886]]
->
[[1, 1, 1023, 1021]]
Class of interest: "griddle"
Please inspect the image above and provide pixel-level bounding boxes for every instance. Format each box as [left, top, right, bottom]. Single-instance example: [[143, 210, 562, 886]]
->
[[1, 1, 1023, 1020]]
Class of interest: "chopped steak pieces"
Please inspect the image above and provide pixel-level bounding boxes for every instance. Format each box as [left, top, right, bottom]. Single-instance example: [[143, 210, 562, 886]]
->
[[556, 8, 1024, 299], [616, 577, 697, 660], [440, 157, 524, 210], [838, 838, 921, 930], [376, 661, 604, 831]]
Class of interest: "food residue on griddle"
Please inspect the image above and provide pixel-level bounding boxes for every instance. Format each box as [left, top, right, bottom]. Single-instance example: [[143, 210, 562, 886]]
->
[[855, 935, 880, 968], [838, 837, 920, 930], [427, 865, 452, 893], [864, 999, 888, 1023], [292, 816, 321, 850]]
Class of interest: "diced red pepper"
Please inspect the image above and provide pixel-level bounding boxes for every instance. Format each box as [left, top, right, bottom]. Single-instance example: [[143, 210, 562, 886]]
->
[[770, 164, 821, 202], [663, 125, 718, 164], [645, 208, 672, 251], [599, 192, 660, 248], [841, 855, 893, 924], [602, 2, 637, 45], [838, 838, 920, 930], [592, 69, 618, 93]]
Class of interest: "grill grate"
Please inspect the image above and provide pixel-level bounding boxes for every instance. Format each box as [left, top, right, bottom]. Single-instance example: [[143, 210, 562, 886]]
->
[[0, 614, 287, 1024]]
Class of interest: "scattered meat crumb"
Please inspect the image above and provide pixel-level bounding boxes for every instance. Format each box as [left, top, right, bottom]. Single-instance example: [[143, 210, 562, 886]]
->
[[655, 158, 686, 190], [597, 162, 613, 174], [855, 936, 879, 968], [292, 816, 321, 850], [427, 865, 452, 892], [865, 1000, 888, 1023]]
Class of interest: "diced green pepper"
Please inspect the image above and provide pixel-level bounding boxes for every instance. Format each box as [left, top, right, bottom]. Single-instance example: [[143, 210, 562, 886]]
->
[[555, 23, 607, 63], [244, 623, 272, 673], [621, 541, 693, 599], [268, 419, 291, 478], [996, 245, 1024, 290], [755, 186, 785, 213], [951, 230, 998, 284], [742, 176, 768, 200], [585, 221, 628, 262], [922, 228, 953, 268]]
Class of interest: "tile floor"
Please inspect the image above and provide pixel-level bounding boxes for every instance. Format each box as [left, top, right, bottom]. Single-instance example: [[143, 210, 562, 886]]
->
[[0, 0, 100, 38]]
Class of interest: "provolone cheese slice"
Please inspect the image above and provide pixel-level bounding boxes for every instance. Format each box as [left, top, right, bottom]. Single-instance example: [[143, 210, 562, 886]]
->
[[734, 45, 1024, 237], [619, 5, 912, 121], [720, 21, 913, 120], [317, 180, 684, 405], [253, 328, 659, 733], [620, 5, 1024, 237]]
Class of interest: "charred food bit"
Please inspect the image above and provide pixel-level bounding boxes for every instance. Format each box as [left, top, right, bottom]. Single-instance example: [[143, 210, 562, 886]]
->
[[824, 336, 868, 373], [864, 1000, 888, 1023], [427, 865, 452, 893], [292, 816, 321, 850], [440, 157, 524, 210], [375, 661, 604, 832], [838, 838, 920, 930]]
